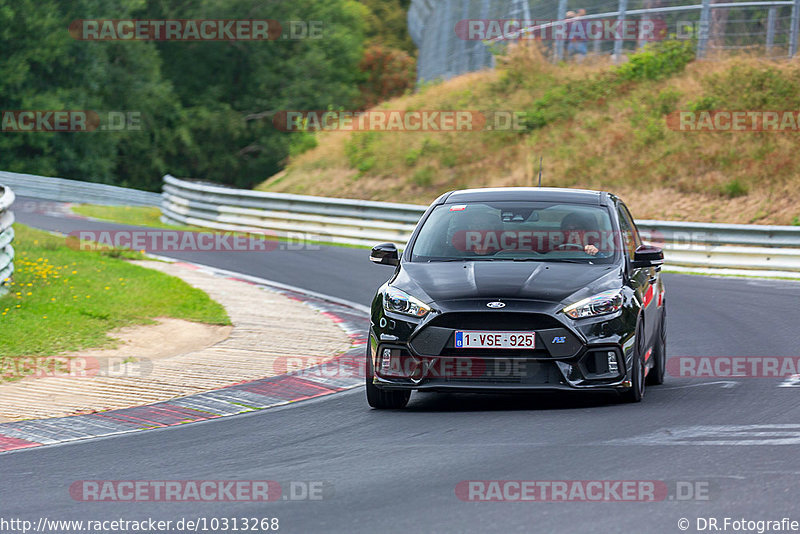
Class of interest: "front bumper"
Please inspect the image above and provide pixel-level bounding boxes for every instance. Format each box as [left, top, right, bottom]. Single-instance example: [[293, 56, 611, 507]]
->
[[369, 308, 636, 392]]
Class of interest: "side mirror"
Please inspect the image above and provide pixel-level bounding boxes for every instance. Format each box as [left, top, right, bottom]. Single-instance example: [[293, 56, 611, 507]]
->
[[370, 243, 400, 266], [631, 245, 664, 269]]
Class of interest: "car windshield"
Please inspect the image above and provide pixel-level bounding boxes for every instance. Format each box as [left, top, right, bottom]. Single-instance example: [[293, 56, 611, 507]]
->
[[410, 201, 619, 263]]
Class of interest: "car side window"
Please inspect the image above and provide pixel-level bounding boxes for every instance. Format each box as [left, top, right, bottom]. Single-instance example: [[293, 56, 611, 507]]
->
[[621, 204, 643, 248], [616, 204, 640, 259]]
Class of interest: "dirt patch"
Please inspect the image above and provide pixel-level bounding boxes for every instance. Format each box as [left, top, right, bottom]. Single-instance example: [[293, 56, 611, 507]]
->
[[0, 261, 352, 422]]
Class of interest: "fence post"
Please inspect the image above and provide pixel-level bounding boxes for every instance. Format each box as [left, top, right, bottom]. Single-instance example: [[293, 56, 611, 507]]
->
[[697, 0, 712, 59], [766, 6, 776, 54], [438, 0, 452, 78], [457, 0, 469, 75], [554, 0, 568, 62], [613, 0, 628, 63], [790, 0, 800, 57]]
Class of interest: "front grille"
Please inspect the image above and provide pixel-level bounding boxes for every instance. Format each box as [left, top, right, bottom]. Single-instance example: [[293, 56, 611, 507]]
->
[[437, 347, 544, 358], [425, 359, 564, 385], [427, 312, 563, 330]]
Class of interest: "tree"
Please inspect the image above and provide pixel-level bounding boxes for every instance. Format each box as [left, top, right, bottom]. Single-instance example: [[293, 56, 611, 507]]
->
[[0, 0, 370, 190]]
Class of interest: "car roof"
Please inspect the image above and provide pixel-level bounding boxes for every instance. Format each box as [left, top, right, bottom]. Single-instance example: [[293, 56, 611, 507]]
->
[[442, 187, 609, 205]]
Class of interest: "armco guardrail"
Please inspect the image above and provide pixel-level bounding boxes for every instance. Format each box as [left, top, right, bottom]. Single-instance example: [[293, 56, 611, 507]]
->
[[161, 174, 425, 247], [161, 175, 800, 276], [0, 185, 16, 294], [0, 171, 160, 206]]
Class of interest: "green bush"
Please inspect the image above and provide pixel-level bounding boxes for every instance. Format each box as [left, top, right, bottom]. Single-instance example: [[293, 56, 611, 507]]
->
[[522, 41, 693, 133], [699, 64, 800, 109], [344, 131, 380, 170], [720, 179, 748, 198], [654, 88, 682, 115], [616, 40, 696, 81], [288, 132, 319, 158], [523, 76, 615, 131], [411, 166, 434, 186]]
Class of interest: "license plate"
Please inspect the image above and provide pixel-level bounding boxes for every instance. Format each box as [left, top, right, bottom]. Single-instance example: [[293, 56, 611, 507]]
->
[[454, 331, 535, 349]]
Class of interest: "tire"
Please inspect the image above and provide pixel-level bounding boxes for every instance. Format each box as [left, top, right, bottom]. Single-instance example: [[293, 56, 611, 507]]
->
[[366, 347, 411, 409], [646, 303, 667, 386], [621, 320, 646, 403]]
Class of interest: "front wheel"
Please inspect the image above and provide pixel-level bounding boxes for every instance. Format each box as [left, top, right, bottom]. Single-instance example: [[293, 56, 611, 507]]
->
[[621, 320, 646, 403], [366, 348, 411, 409]]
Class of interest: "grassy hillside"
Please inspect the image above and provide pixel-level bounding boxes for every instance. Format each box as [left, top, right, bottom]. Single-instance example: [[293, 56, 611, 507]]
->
[[258, 42, 800, 225]]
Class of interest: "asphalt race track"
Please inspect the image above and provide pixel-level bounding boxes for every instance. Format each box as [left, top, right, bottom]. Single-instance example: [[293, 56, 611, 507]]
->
[[4, 200, 800, 533]]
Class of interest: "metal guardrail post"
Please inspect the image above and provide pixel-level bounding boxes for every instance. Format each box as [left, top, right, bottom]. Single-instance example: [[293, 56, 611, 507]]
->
[[697, 0, 712, 58], [555, 0, 568, 61], [766, 6, 777, 53], [0, 185, 16, 295], [790, 0, 800, 56], [614, 0, 628, 64]]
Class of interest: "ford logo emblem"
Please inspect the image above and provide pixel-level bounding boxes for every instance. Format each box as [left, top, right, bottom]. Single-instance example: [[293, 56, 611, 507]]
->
[[487, 301, 505, 309]]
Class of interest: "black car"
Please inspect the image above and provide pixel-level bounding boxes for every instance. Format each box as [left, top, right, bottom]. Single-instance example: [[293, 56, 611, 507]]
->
[[366, 187, 666, 408]]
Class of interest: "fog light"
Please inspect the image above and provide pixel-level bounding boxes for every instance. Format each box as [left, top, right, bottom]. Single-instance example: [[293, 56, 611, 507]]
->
[[381, 348, 392, 371], [607, 351, 619, 373], [377, 347, 419, 378]]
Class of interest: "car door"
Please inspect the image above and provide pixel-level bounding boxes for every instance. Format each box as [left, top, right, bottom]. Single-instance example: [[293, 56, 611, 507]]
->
[[617, 202, 658, 351]]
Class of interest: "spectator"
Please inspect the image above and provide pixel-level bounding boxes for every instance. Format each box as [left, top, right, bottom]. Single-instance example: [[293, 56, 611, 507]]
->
[[566, 8, 588, 62]]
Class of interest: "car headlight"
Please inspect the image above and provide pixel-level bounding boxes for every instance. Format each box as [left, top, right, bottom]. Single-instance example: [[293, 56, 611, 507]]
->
[[383, 287, 432, 318], [562, 289, 623, 319]]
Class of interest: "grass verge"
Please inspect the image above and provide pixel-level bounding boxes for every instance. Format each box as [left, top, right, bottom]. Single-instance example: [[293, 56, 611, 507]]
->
[[0, 225, 231, 371], [71, 204, 193, 230]]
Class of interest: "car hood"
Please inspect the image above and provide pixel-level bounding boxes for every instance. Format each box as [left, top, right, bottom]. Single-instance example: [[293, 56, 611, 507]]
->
[[394, 261, 623, 305]]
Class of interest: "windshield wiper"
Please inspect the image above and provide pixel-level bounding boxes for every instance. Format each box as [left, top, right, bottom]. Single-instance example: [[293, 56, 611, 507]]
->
[[426, 257, 504, 262], [512, 258, 584, 263]]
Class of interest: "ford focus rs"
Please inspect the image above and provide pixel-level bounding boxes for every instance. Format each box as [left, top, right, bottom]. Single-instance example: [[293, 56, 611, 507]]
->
[[366, 187, 666, 409]]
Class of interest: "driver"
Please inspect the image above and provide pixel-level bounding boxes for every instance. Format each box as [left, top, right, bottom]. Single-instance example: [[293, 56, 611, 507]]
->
[[559, 212, 600, 256], [464, 210, 503, 256]]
